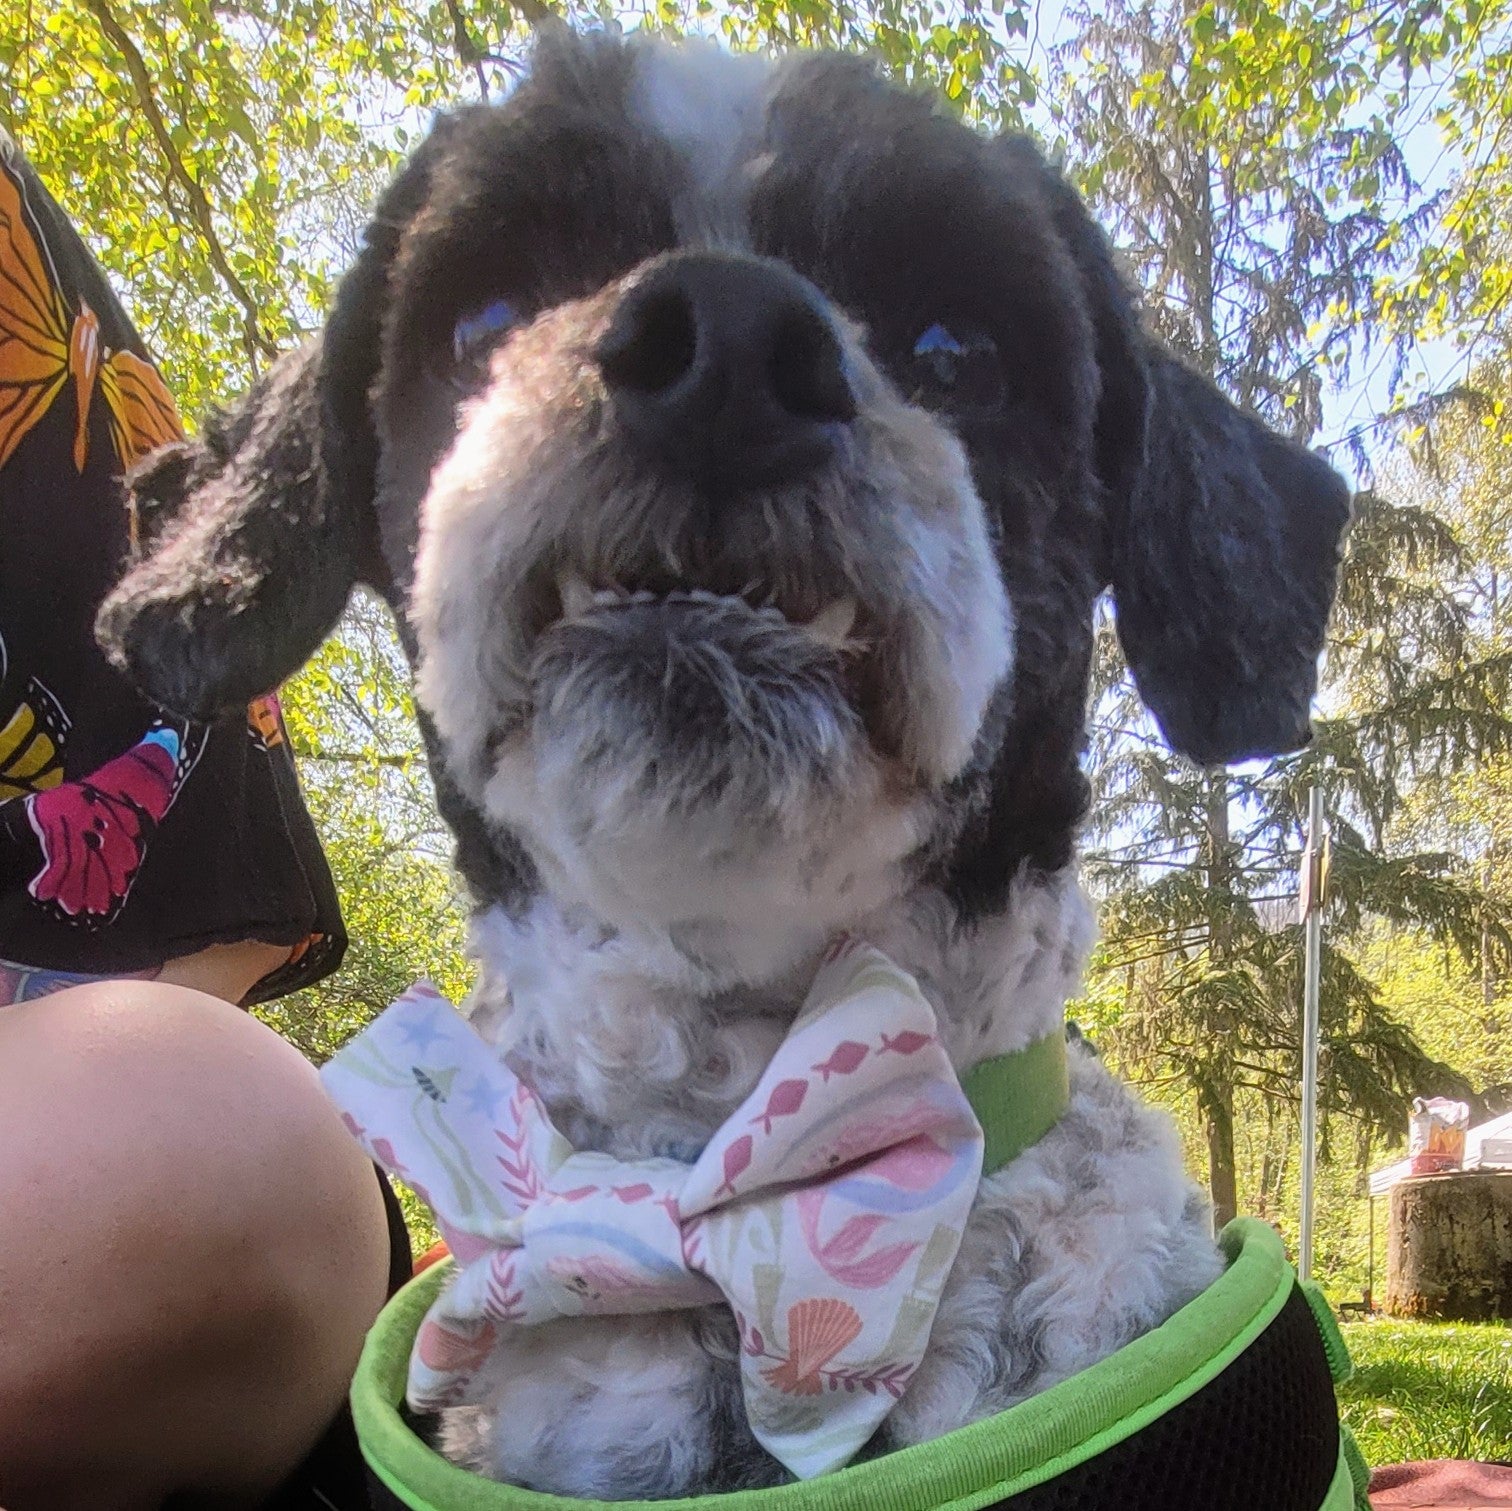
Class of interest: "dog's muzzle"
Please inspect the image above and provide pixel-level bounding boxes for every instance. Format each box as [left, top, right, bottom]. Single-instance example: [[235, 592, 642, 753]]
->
[[515, 256, 885, 844], [531, 592, 863, 814]]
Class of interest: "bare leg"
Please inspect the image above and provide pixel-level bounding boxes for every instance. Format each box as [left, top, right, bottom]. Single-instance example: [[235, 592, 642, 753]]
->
[[0, 981, 393, 1510], [155, 938, 295, 1003]]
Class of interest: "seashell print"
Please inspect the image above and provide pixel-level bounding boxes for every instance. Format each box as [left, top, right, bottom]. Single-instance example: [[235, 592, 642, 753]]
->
[[761, 1297, 863, 1395]]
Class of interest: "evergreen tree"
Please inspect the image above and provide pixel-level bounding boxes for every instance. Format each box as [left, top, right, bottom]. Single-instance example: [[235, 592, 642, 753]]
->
[[1055, 0, 1512, 1224]]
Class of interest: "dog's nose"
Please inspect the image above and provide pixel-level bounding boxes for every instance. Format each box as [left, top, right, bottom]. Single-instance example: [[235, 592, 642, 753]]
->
[[595, 253, 857, 489]]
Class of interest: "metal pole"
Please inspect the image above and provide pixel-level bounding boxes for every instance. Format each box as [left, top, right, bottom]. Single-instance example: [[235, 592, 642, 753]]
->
[[1299, 783, 1325, 1282], [1366, 1195, 1375, 1312]]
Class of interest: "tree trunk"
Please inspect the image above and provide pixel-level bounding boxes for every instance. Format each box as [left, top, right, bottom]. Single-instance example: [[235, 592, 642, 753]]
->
[[1386, 1171, 1512, 1321], [1205, 771, 1232, 953], [1259, 1103, 1276, 1220], [1202, 1080, 1239, 1231]]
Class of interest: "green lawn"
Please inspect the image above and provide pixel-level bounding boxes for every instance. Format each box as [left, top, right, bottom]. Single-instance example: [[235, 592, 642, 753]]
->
[[1338, 1317, 1512, 1467]]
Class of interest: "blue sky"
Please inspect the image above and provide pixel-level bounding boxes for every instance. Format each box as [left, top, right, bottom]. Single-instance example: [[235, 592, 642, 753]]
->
[[1014, 0, 1471, 481]]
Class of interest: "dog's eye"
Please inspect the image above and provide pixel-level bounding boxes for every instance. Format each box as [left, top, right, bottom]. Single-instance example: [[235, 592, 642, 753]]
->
[[909, 323, 1004, 414], [451, 300, 518, 374]]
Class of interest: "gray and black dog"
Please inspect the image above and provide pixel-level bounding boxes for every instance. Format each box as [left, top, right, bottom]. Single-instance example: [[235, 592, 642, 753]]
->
[[98, 30, 1350, 1499]]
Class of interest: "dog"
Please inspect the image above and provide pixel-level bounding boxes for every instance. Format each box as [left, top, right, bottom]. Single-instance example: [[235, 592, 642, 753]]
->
[[97, 28, 1350, 1499]]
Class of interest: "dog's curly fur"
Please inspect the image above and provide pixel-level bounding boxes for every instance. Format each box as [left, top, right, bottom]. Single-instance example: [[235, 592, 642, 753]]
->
[[96, 29, 1350, 1500]]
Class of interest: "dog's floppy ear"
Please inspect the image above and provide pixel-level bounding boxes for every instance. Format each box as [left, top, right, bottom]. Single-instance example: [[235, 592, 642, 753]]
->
[[1016, 141, 1351, 766], [1112, 355, 1351, 764], [96, 338, 366, 721], [95, 132, 448, 721]]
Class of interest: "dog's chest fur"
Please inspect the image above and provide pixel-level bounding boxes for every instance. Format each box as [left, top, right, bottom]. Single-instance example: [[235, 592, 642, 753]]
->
[[446, 865, 1222, 1495]]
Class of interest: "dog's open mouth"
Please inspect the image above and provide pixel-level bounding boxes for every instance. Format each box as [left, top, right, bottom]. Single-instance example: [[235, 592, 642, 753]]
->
[[511, 561, 916, 787], [550, 573, 862, 655], [522, 569, 889, 818]]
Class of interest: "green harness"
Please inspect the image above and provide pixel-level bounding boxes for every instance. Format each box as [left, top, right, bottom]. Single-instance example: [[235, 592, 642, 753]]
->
[[351, 1218, 1370, 1511]]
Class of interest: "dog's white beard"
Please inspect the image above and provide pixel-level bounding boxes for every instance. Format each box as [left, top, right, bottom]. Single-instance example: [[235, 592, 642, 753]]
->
[[477, 597, 934, 985]]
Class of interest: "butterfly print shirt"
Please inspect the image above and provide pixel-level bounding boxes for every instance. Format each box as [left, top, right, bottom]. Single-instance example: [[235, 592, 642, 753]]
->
[[0, 130, 345, 1002]]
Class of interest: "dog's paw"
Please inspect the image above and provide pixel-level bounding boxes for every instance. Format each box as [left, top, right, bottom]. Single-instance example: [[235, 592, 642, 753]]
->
[[439, 1309, 785, 1499]]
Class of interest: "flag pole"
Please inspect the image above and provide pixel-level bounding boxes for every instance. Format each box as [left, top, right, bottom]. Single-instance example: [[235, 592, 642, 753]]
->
[[1299, 783, 1326, 1282]]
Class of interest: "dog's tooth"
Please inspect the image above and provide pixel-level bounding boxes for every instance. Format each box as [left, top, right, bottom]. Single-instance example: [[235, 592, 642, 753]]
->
[[630, 589, 658, 604], [591, 588, 624, 607], [558, 573, 594, 618], [803, 598, 858, 649]]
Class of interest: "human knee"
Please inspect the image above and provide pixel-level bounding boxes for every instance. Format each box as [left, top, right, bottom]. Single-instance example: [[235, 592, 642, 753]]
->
[[4, 980, 361, 1221], [0, 977, 390, 1362], [0, 982, 392, 1504]]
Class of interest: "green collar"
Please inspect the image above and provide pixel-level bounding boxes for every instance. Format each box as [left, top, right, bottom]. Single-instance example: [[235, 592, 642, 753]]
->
[[960, 1027, 1071, 1175]]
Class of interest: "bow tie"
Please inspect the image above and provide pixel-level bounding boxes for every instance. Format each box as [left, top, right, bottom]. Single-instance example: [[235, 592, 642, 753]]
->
[[321, 941, 1061, 1479]]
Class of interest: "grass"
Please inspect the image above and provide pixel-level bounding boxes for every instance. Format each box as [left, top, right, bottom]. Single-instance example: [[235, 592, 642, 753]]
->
[[1338, 1316, 1512, 1468]]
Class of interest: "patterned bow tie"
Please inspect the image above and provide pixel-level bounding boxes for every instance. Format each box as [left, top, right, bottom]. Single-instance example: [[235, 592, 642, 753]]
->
[[320, 939, 985, 1480]]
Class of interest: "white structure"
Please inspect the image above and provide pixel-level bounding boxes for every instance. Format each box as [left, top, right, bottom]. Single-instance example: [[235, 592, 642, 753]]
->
[[1369, 1109, 1512, 1198]]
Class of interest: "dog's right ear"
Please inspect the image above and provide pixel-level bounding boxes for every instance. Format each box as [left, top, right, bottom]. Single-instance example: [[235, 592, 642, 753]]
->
[[96, 337, 366, 721], [96, 132, 448, 721]]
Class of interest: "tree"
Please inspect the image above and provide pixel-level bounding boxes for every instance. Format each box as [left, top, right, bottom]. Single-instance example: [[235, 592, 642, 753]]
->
[[1055, 0, 1512, 1226], [253, 592, 472, 1063], [1364, 356, 1512, 1106]]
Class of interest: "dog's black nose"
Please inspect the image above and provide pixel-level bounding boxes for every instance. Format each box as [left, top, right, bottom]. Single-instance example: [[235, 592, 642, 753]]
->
[[595, 253, 856, 490]]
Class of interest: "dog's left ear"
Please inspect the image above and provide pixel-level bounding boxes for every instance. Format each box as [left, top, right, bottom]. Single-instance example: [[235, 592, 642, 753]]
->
[[95, 336, 372, 722], [1110, 352, 1351, 764], [1014, 142, 1352, 766]]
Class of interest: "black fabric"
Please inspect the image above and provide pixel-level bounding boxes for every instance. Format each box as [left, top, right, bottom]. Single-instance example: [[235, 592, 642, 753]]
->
[[0, 131, 344, 999], [366, 1471, 408, 1509], [360, 1284, 1340, 1511], [979, 1285, 1340, 1511]]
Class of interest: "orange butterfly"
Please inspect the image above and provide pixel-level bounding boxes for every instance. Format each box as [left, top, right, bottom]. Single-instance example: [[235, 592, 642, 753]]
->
[[0, 144, 182, 475], [247, 691, 287, 748]]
